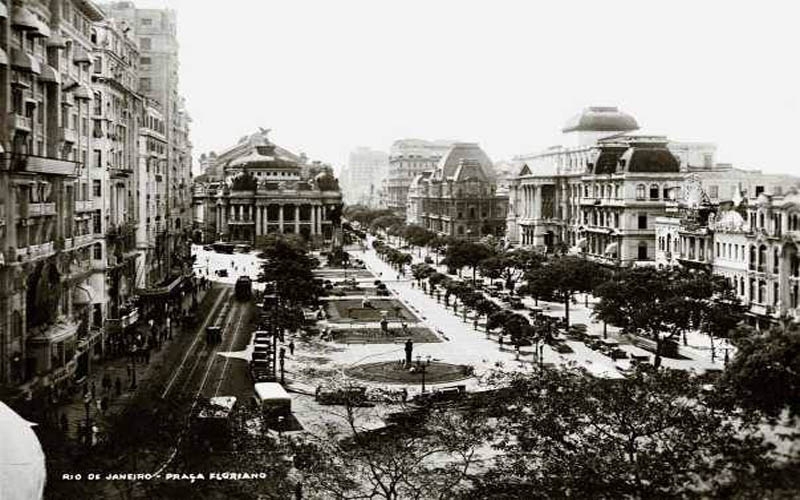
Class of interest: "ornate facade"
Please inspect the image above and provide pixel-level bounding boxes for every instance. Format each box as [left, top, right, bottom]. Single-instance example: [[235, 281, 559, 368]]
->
[[0, 0, 193, 403], [380, 138, 453, 214], [192, 129, 343, 245], [407, 143, 507, 239], [655, 179, 800, 325], [508, 107, 689, 264]]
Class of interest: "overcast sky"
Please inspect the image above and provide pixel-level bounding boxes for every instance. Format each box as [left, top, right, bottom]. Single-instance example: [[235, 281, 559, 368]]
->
[[134, 0, 798, 176]]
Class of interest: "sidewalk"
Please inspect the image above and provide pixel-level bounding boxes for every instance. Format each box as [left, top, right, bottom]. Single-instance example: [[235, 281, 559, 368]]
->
[[54, 284, 210, 443]]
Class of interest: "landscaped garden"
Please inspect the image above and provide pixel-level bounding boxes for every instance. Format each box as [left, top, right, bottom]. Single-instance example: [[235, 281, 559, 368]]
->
[[325, 298, 417, 323]]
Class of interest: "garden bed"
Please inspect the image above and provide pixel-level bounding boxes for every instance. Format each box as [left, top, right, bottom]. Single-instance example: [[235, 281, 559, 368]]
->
[[331, 327, 440, 344]]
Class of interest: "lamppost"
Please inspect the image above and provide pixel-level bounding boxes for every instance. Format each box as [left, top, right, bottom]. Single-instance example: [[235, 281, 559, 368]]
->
[[538, 342, 544, 370], [83, 392, 92, 446], [416, 355, 431, 393]]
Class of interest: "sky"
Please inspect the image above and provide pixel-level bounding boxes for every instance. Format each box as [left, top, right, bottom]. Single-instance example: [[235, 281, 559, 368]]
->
[[133, 0, 799, 176]]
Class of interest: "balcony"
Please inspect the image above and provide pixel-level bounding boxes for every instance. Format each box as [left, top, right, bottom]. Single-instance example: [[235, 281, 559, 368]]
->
[[74, 234, 95, 247], [75, 200, 94, 212], [2, 153, 78, 176], [106, 308, 140, 331], [16, 241, 56, 262], [27, 202, 56, 217], [9, 113, 32, 133], [59, 128, 77, 143]]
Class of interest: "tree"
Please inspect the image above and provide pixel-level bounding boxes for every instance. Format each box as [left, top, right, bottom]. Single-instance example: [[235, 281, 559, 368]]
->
[[524, 256, 600, 328], [699, 276, 746, 357], [427, 235, 448, 266], [472, 366, 777, 499], [718, 323, 800, 422], [294, 398, 488, 499], [594, 266, 728, 367], [411, 262, 435, 285], [443, 241, 495, 283], [404, 225, 434, 256]]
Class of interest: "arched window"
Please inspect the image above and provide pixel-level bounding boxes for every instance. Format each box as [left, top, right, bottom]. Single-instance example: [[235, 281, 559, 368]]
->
[[636, 184, 646, 200], [666, 233, 672, 253], [749, 245, 757, 271], [649, 184, 660, 200], [758, 245, 767, 272], [758, 280, 766, 303]]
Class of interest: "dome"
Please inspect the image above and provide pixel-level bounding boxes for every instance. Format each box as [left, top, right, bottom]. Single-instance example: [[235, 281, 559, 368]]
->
[[562, 106, 639, 133], [434, 143, 494, 180]]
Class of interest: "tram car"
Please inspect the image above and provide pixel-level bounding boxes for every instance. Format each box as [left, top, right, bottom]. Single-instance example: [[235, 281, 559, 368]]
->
[[235, 275, 253, 301]]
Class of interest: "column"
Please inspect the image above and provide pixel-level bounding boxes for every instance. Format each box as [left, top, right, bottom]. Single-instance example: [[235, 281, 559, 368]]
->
[[294, 204, 300, 233], [278, 204, 284, 233], [310, 204, 317, 235], [317, 206, 323, 235], [534, 185, 542, 220], [255, 204, 262, 236]]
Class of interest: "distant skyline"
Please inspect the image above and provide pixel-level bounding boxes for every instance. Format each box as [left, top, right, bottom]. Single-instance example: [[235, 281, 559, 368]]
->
[[131, 0, 799, 177]]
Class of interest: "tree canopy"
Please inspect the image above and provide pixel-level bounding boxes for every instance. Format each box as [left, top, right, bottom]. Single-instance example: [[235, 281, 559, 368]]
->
[[473, 366, 777, 499]]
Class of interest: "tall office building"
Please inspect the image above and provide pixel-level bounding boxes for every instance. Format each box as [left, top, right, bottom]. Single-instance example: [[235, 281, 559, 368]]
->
[[340, 146, 388, 207]]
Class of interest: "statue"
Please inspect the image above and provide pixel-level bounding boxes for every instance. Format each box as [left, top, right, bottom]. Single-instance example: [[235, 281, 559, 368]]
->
[[404, 338, 413, 366]]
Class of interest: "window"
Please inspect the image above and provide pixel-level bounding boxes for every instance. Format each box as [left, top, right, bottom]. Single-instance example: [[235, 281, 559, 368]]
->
[[140, 78, 151, 91], [638, 242, 648, 261], [755, 186, 764, 196], [93, 149, 101, 168], [638, 214, 647, 229], [649, 184, 659, 200], [703, 153, 714, 168], [141, 18, 152, 25], [93, 243, 102, 260], [636, 184, 646, 200], [709, 185, 719, 199], [93, 57, 102, 74], [92, 180, 101, 197], [140, 37, 151, 50], [92, 210, 102, 234], [140, 57, 151, 65]]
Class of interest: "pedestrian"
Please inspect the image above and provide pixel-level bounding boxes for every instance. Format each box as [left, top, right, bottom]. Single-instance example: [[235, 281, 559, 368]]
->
[[289, 340, 295, 356], [499, 335, 504, 349], [95, 398, 102, 414], [101, 396, 108, 414], [115, 377, 122, 396]]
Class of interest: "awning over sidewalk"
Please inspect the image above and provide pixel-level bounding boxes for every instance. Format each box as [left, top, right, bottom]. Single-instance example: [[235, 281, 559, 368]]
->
[[136, 275, 184, 298]]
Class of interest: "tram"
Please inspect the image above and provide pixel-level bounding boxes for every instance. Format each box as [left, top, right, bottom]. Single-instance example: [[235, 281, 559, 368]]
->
[[235, 275, 253, 301]]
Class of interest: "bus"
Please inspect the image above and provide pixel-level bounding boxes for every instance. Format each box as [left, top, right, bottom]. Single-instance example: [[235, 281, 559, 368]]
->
[[253, 382, 291, 417], [235, 275, 253, 301]]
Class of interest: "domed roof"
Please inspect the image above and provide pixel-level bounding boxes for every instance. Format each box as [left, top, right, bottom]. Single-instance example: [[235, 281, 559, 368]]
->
[[434, 143, 494, 180], [562, 106, 639, 133]]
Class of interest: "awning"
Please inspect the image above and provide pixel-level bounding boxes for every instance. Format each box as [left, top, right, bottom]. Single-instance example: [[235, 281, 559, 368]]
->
[[29, 321, 79, 343], [0, 48, 8, 67], [38, 65, 60, 85], [10, 49, 41, 75], [73, 46, 92, 64], [604, 242, 619, 255], [11, 7, 38, 31], [0, 2, 8, 19], [30, 19, 51, 39], [73, 84, 93, 101], [46, 32, 67, 49], [0, 402, 46, 500]]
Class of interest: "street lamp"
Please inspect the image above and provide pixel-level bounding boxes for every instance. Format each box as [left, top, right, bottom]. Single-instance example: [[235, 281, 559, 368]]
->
[[416, 355, 431, 393]]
